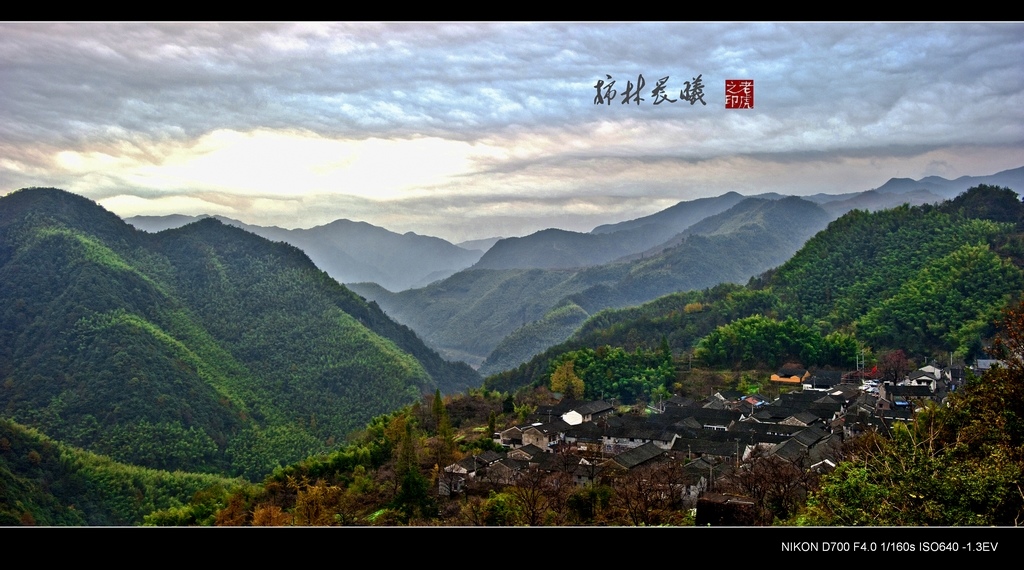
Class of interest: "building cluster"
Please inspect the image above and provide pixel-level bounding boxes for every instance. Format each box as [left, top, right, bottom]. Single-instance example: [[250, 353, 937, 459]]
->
[[440, 361, 977, 523]]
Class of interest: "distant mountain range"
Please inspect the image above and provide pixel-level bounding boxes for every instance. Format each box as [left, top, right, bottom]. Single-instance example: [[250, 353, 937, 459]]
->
[[486, 182, 1024, 394], [127, 215, 485, 292], [128, 166, 1024, 287], [364, 166, 1022, 373], [352, 196, 834, 373], [130, 165, 1024, 375]]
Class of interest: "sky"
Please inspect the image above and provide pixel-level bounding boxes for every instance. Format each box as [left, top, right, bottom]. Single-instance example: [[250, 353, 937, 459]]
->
[[1, 22, 1022, 243]]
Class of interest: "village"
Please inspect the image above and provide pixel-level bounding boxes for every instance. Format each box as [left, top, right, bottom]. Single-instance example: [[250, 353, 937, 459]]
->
[[438, 360, 992, 525]]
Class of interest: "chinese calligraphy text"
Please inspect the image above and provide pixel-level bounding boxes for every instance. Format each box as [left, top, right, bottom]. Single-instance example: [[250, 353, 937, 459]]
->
[[594, 74, 705, 106]]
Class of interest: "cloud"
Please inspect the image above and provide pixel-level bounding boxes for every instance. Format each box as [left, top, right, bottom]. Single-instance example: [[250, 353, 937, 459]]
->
[[1, 22, 1022, 241]]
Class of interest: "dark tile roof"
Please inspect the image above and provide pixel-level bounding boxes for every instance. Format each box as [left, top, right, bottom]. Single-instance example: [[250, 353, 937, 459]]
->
[[791, 426, 829, 448], [476, 450, 504, 464], [564, 421, 605, 441], [715, 390, 744, 402], [572, 400, 614, 416], [770, 439, 810, 462], [609, 441, 666, 470], [671, 438, 739, 458], [511, 444, 546, 459]]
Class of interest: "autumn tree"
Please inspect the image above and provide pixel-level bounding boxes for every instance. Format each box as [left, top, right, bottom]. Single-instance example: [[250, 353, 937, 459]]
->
[[507, 467, 552, 526], [550, 360, 585, 399], [721, 449, 819, 524], [291, 476, 344, 526], [878, 349, 909, 384]]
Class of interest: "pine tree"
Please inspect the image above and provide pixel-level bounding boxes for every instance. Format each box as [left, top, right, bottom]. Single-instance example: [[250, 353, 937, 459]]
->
[[392, 420, 433, 523]]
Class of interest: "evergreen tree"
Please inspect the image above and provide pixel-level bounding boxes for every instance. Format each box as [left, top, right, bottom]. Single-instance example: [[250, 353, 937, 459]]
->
[[392, 421, 433, 522]]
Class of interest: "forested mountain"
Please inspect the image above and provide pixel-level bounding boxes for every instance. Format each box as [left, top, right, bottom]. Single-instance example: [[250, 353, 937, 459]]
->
[[0, 188, 479, 481], [473, 192, 750, 271], [765, 187, 1024, 359], [485, 185, 1024, 394], [591, 192, 748, 236], [128, 214, 485, 292], [870, 166, 1024, 199], [471, 228, 647, 270], [0, 418, 241, 525], [354, 197, 834, 374]]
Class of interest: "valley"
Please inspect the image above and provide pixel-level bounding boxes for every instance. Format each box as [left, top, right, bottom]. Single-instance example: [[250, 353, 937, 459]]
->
[[2, 168, 1023, 526]]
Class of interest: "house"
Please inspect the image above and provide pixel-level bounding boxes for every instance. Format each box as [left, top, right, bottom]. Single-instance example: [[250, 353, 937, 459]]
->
[[498, 425, 523, 448], [438, 450, 508, 496], [507, 444, 545, 461], [877, 383, 932, 410], [560, 400, 614, 425], [600, 415, 679, 454], [522, 419, 570, 450], [771, 366, 810, 385], [696, 492, 758, 526], [484, 457, 527, 485], [562, 420, 605, 455], [602, 441, 668, 473], [803, 370, 843, 391]]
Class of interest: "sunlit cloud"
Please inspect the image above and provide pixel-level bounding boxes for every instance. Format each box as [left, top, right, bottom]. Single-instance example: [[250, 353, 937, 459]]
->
[[1, 22, 1022, 241], [51, 129, 508, 201]]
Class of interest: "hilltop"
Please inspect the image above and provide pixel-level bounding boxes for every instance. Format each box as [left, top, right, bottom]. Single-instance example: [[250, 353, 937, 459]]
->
[[0, 188, 478, 480]]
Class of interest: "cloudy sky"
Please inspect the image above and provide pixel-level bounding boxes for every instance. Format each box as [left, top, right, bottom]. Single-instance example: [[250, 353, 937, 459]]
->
[[2, 22, 1022, 242]]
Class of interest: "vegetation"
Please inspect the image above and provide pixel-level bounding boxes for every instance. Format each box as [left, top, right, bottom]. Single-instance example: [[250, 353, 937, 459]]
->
[[548, 345, 674, 404], [0, 418, 241, 525], [0, 188, 478, 481], [361, 196, 833, 370], [803, 302, 1024, 526], [487, 185, 1024, 395], [695, 315, 858, 369], [4, 184, 1023, 526]]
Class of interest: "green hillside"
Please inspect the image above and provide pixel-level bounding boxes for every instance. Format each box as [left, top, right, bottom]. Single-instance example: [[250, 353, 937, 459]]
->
[[0, 417, 242, 525], [360, 197, 833, 374], [485, 185, 1024, 394], [0, 188, 478, 480]]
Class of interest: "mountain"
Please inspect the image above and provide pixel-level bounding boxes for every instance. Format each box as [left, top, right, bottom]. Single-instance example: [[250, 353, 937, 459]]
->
[[354, 197, 834, 374], [127, 215, 484, 292], [870, 166, 1024, 199], [477, 196, 833, 374], [457, 236, 502, 252], [1, 188, 479, 480], [471, 192, 750, 271], [816, 189, 947, 218], [483, 184, 1024, 394], [0, 417, 239, 525], [471, 228, 642, 270], [591, 192, 748, 235]]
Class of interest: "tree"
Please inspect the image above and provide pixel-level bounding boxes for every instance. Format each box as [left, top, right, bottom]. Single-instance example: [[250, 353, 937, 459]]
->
[[722, 449, 818, 524], [550, 360, 585, 399], [803, 301, 1024, 526], [878, 349, 909, 384], [291, 476, 344, 526], [942, 184, 1024, 225], [431, 389, 445, 433], [391, 420, 433, 523], [507, 467, 553, 526], [606, 462, 688, 526]]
